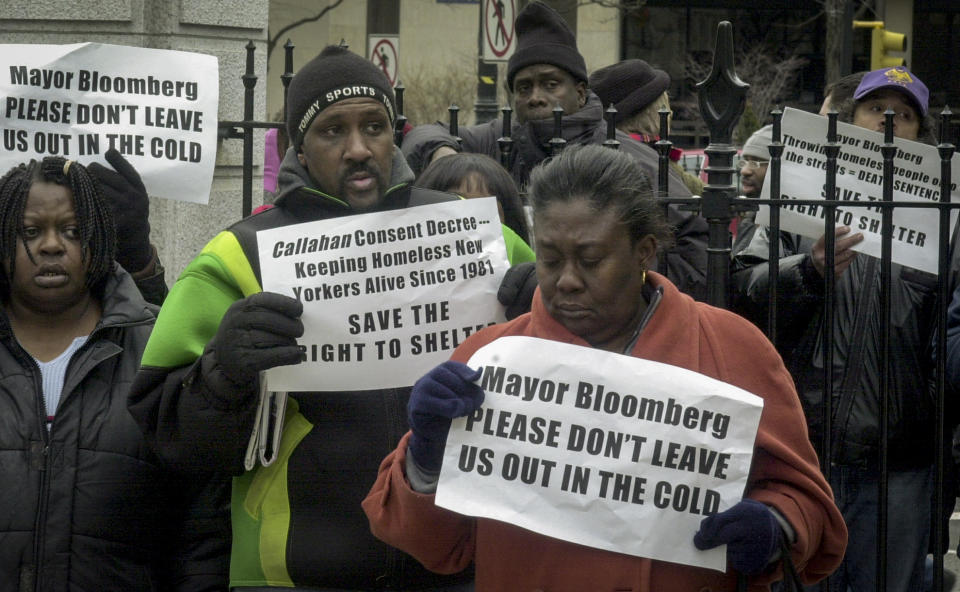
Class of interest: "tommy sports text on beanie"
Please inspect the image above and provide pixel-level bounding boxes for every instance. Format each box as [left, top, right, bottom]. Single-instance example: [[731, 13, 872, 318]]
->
[[285, 44, 397, 150]]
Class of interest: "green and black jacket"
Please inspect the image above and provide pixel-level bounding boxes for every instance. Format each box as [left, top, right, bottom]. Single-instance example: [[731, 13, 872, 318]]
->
[[129, 149, 528, 589]]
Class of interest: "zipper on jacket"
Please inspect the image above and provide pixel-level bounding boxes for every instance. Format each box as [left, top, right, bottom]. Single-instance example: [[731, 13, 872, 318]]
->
[[832, 257, 877, 458], [28, 355, 50, 592], [21, 326, 108, 591]]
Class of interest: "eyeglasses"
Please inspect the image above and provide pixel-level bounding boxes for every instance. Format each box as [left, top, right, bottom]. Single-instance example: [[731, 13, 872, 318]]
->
[[738, 159, 769, 170]]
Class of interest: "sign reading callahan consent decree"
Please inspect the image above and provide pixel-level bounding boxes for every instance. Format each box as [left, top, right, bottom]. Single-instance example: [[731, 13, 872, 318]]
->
[[437, 337, 764, 572], [258, 198, 509, 392], [756, 107, 960, 275], [0, 43, 218, 204]]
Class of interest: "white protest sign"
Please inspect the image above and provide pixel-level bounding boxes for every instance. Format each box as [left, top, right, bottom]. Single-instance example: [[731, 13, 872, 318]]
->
[[258, 197, 509, 391], [436, 336, 764, 572], [756, 107, 960, 275], [0, 43, 219, 204]]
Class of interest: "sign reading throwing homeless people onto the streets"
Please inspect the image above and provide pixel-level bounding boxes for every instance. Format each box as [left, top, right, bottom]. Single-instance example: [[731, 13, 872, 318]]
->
[[0, 43, 218, 204], [258, 198, 509, 391], [436, 336, 764, 572], [755, 107, 960, 275]]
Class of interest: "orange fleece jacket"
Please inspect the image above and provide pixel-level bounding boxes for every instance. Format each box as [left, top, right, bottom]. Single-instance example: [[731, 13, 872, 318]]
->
[[363, 272, 846, 592]]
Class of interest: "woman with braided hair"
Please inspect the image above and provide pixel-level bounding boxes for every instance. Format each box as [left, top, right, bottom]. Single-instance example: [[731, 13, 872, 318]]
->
[[0, 156, 230, 591]]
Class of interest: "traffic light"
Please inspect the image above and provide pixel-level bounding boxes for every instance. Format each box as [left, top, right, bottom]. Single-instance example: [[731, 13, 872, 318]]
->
[[853, 21, 907, 71], [871, 26, 906, 70]]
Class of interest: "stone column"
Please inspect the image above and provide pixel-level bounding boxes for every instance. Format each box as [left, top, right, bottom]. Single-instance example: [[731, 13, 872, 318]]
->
[[0, 0, 269, 279]]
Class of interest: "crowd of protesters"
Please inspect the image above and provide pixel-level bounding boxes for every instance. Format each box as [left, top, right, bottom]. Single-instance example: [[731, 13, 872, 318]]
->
[[8, 1, 960, 591]]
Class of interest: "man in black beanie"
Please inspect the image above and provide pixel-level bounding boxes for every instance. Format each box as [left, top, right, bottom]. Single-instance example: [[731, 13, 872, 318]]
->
[[283, 44, 398, 210], [128, 43, 476, 591], [504, 0, 588, 124], [403, 1, 709, 301]]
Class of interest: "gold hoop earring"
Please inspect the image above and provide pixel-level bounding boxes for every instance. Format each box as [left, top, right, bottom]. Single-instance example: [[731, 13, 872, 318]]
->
[[641, 268, 647, 285]]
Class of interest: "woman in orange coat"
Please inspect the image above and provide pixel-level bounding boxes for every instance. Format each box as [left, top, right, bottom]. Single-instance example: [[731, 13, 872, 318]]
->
[[363, 144, 846, 591]]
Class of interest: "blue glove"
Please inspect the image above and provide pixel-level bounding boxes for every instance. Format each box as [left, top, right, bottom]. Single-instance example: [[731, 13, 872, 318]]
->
[[693, 499, 782, 575], [407, 361, 484, 472]]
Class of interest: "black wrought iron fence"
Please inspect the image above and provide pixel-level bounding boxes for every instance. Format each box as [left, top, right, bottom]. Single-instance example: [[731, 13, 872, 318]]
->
[[753, 107, 959, 592], [217, 21, 960, 592]]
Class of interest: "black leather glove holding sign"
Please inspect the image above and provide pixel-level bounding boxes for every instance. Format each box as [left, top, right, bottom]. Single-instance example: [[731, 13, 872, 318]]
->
[[497, 261, 538, 320], [208, 292, 306, 387], [87, 148, 153, 272]]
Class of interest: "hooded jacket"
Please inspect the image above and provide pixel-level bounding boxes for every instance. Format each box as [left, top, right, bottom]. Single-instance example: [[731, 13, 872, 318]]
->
[[363, 272, 846, 591], [731, 222, 957, 468], [128, 147, 490, 589], [402, 91, 710, 301], [0, 265, 229, 592]]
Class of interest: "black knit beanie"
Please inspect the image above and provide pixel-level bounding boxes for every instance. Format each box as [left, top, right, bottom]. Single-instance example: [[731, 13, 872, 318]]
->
[[285, 44, 397, 150], [506, 1, 587, 91], [589, 59, 670, 124]]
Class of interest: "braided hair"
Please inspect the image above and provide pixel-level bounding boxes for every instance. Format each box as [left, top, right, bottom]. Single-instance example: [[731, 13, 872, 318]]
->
[[0, 156, 117, 298]]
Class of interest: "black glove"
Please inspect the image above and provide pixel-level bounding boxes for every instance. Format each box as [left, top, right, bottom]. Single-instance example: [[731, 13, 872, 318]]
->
[[497, 261, 538, 320], [88, 148, 152, 272], [693, 499, 782, 575], [407, 361, 485, 472], [208, 292, 305, 387]]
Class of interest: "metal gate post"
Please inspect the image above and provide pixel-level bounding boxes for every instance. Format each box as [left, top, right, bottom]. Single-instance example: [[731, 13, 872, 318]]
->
[[932, 108, 956, 592], [696, 21, 748, 309], [241, 41, 257, 218]]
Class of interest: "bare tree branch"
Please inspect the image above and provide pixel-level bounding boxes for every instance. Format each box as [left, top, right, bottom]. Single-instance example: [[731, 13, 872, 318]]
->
[[823, 0, 844, 86], [680, 44, 808, 137], [267, 0, 346, 59]]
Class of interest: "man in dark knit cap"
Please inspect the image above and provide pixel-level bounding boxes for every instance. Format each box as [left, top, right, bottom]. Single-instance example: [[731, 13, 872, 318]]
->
[[403, 1, 709, 301], [127, 44, 475, 591]]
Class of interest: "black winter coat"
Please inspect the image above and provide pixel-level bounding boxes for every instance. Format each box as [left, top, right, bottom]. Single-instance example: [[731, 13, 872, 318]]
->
[[731, 221, 955, 468], [401, 92, 710, 302], [127, 163, 474, 589], [0, 266, 230, 592]]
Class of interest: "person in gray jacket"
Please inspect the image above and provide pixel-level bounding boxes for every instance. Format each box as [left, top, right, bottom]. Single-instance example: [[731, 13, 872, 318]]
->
[[402, 1, 709, 301]]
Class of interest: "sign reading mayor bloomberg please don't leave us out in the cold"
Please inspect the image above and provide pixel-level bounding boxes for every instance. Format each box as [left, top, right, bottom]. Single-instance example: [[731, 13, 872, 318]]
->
[[438, 336, 764, 572], [1, 43, 219, 204]]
